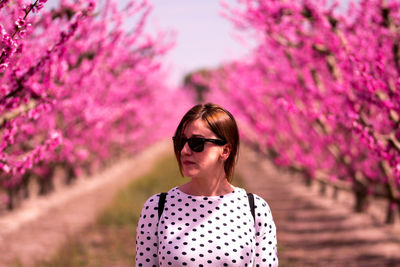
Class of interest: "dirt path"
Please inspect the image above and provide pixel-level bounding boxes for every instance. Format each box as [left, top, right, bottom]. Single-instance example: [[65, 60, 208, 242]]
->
[[237, 146, 400, 267], [0, 141, 171, 267]]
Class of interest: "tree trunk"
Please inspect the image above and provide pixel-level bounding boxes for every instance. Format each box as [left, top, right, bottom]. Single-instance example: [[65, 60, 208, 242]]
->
[[304, 176, 313, 187], [398, 204, 400, 223], [354, 186, 369, 212], [385, 201, 396, 224], [332, 187, 339, 199], [7, 188, 14, 210], [319, 181, 327, 196], [65, 164, 76, 185], [38, 178, 47, 195], [22, 173, 30, 199]]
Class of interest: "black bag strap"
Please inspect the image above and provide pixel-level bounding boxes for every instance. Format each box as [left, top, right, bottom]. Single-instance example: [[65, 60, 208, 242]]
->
[[157, 192, 256, 222], [158, 192, 167, 220], [247, 193, 255, 222]]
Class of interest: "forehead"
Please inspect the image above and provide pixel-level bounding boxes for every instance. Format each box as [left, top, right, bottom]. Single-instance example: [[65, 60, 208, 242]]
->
[[183, 119, 216, 137]]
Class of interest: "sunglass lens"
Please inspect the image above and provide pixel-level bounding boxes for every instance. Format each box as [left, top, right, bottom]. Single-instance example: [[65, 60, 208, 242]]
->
[[173, 137, 185, 151], [188, 138, 204, 152]]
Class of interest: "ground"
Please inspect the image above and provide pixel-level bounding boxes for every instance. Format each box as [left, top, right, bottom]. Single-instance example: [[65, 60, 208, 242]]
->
[[0, 141, 400, 266], [0, 141, 171, 266], [238, 146, 400, 267]]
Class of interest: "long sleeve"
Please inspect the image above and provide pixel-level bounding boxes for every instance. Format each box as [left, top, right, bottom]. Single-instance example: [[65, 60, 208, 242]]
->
[[135, 193, 160, 267], [253, 194, 278, 267]]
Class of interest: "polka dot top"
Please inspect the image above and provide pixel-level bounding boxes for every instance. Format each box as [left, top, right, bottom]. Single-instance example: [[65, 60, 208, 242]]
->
[[135, 186, 278, 267]]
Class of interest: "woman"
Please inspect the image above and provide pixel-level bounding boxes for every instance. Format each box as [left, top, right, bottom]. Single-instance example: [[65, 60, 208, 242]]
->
[[135, 103, 278, 267]]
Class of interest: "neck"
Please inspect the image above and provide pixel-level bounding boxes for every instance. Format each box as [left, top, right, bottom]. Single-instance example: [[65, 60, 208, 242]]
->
[[179, 171, 233, 196]]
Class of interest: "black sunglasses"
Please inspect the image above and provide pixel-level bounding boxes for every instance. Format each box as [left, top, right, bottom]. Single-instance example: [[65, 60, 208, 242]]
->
[[172, 136, 227, 152]]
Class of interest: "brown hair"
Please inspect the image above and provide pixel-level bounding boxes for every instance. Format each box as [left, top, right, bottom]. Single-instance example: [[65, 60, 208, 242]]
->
[[173, 103, 240, 181]]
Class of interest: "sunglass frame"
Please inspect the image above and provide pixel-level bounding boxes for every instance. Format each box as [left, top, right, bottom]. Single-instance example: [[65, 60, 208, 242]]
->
[[172, 136, 226, 152]]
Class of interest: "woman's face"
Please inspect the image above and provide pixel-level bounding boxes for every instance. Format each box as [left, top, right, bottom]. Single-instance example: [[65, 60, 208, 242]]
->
[[180, 119, 227, 179]]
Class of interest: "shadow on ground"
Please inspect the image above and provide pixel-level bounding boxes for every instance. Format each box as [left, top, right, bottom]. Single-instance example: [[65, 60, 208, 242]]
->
[[237, 146, 400, 267]]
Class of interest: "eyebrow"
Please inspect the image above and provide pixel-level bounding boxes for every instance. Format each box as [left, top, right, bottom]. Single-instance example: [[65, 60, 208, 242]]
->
[[182, 134, 204, 138], [185, 134, 204, 138]]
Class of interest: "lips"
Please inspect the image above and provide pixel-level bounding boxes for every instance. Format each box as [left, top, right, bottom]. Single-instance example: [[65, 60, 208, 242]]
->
[[182, 160, 195, 166]]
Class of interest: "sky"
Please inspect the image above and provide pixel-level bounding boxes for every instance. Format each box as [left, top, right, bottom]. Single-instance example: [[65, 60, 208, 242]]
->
[[144, 0, 252, 87], [44, 0, 250, 87], [46, 0, 352, 88], [131, 0, 351, 87]]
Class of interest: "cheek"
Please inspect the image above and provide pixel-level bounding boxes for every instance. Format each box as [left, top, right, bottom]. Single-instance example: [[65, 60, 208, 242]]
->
[[199, 150, 222, 166]]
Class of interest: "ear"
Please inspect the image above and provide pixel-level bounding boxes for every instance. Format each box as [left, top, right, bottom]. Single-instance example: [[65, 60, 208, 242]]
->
[[220, 144, 231, 161]]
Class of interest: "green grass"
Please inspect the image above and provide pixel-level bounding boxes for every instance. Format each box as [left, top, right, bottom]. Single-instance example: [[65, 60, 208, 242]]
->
[[34, 154, 245, 267], [97, 154, 185, 230]]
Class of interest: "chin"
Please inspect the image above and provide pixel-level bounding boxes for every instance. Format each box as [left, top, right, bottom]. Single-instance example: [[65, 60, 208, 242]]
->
[[183, 170, 198, 178], [182, 167, 200, 178]]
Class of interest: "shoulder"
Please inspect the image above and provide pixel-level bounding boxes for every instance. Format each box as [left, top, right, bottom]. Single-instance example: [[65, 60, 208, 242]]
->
[[235, 187, 271, 208], [246, 192, 274, 221], [252, 193, 272, 212], [140, 192, 164, 217], [141, 187, 178, 209], [143, 192, 162, 206]]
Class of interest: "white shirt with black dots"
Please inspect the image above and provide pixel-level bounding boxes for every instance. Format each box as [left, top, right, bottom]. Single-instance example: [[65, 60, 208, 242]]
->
[[135, 186, 278, 267]]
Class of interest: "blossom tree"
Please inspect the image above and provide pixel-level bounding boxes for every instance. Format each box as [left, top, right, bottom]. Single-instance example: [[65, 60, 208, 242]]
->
[[199, 0, 400, 223], [0, 0, 192, 210]]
